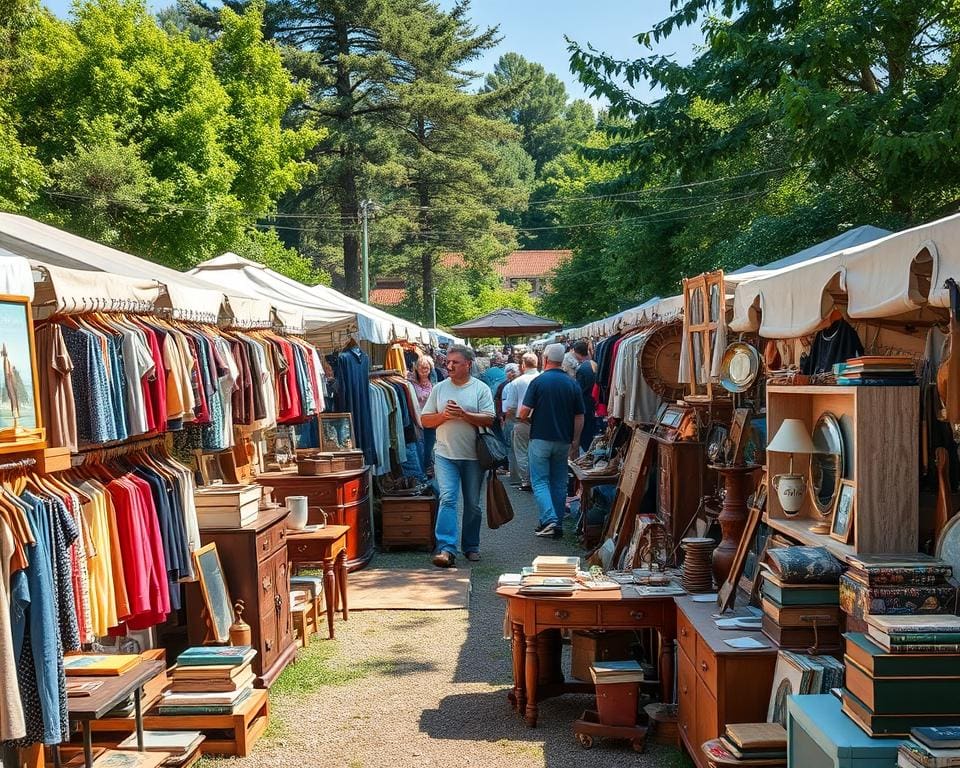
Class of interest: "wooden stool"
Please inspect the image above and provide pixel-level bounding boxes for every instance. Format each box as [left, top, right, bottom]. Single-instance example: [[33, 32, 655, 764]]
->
[[290, 600, 318, 646], [290, 575, 326, 616]]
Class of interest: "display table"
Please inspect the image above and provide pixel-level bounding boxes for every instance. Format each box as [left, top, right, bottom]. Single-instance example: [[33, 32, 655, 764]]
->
[[286, 524, 349, 638], [63, 659, 165, 768], [258, 468, 374, 571], [496, 586, 677, 727]]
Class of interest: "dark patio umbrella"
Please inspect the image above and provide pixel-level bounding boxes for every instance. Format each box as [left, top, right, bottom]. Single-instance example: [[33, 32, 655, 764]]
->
[[450, 308, 561, 338]]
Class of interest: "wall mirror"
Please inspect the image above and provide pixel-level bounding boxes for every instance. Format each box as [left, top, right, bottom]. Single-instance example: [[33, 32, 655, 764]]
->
[[193, 543, 234, 643], [808, 412, 844, 516]]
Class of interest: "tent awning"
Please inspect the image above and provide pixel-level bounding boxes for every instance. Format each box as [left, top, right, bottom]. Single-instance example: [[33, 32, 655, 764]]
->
[[450, 308, 561, 338], [730, 216, 959, 337]]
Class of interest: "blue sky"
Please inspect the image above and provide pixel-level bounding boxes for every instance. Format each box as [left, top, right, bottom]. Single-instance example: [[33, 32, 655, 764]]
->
[[41, 0, 704, 106]]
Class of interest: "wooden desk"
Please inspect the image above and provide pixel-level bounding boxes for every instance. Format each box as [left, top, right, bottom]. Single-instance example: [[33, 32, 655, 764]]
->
[[64, 660, 165, 768], [497, 586, 677, 727], [286, 525, 349, 638], [568, 462, 618, 546]]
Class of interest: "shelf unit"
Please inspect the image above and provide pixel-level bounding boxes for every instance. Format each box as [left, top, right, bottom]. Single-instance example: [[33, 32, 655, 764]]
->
[[765, 385, 918, 561]]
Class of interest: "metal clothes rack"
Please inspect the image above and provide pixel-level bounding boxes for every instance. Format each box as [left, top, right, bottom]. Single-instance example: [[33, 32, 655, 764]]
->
[[0, 457, 37, 474]]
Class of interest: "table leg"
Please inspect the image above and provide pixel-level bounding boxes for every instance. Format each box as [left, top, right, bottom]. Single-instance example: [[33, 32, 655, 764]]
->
[[337, 549, 348, 621], [524, 633, 539, 727], [323, 555, 336, 639], [134, 685, 144, 750], [508, 621, 526, 713], [83, 723, 93, 768]]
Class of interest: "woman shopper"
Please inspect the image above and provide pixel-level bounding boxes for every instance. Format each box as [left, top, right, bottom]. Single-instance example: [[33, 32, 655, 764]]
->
[[409, 356, 437, 476], [421, 345, 495, 567]]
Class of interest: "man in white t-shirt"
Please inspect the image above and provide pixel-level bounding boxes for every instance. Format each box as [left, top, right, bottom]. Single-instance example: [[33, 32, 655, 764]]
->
[[502, 352, 540, 490], [421, 344, 495, 567]]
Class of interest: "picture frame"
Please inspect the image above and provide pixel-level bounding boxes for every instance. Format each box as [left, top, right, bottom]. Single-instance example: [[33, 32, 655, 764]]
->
[[193, 543, 234, 643], [0, 295, 44, 452], [830, 479, 856, 543], [727, 407, 752, 466], [718, 501, 763, 612], [318, 412, 356, 452]]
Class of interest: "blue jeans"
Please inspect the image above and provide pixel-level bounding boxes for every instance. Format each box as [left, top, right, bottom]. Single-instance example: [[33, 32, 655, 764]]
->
[[503, 419, 520, 484], [420, 427, 436, 473], [434, 454, 484, 556], [528, 438, 569, 528]]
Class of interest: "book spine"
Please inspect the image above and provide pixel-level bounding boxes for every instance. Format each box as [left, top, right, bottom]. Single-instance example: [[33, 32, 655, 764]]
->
[[860, 567, 954, 586], [885, 643, 960, 654], [887, 633, 960, 644], [840, 575, 958, 619], [156, 705, 237, 715]]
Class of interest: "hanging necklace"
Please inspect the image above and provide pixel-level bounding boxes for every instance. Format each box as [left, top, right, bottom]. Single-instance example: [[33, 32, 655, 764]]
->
[[820, 321, 841, 342]]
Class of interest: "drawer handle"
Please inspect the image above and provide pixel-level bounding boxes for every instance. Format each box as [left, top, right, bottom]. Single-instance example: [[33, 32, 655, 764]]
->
[[554, 609, 569, 620], [681, 684, 687, 694], [700, 661, 708, 672], [262, 576, 272, 591], [279, 529, 286, 539], [402, 529, 412, 535], [266, 640, 273, 651], [261, 539, 269, 550], [680, 628, 687, 637], [401, 514, 413, 521], [629, 610, 644, 620], [297, 544, 309, 553]]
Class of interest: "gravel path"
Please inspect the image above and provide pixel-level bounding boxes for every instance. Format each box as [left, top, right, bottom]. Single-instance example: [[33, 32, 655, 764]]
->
[[202, 485, 692, 768]]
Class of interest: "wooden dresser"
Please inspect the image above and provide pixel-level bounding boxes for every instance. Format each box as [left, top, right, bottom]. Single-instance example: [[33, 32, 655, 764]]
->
[[654, 437, 714, 545], [185, 508, 297, 688], [258, 467, 374, 570], [380, 495, 437, 550], [675, 596, 777, 767]]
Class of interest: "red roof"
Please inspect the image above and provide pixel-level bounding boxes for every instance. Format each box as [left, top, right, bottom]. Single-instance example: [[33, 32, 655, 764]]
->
[[370, 287, 406, 306], [440, 250, 571, 279]]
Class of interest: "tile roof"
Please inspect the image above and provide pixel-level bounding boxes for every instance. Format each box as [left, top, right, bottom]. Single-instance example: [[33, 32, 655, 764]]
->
[[440, 250, 571, 279], [370, 287, 406, 306]]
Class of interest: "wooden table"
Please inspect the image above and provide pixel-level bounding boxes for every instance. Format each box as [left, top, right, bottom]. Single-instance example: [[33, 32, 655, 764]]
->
[[286, 525, 349, 638], [567, 462, 618, 546], [497, 586, 677, 727], [62, 659, 165, 768]]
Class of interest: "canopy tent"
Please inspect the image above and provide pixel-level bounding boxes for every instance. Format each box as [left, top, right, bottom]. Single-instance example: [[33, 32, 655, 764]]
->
[[565, 295, 685, 339], [428, 328, 464, 347], [0, 213, 273, 325], [729, 216, 960, 338], [303, 283, 432, 346], [450, 308, 561, 338]]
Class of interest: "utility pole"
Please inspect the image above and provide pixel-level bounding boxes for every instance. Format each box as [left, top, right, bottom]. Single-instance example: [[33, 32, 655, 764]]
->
[[359, 199, 376, 303], [430, 286, 438, 329]]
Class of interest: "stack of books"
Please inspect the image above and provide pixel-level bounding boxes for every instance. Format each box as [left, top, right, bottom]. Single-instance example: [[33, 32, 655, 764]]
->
[[842, 616, 960, 736], [159, 646, 256, 715], [835, 356, 919, 386], [702, 723, 786, 767], [900, 728, 960, 768], [117, 731, 205, 768], [532, 555, 579, 577], [588, 659, 644, 684], [194, 485, 262, 529], [839, 553, 956, 622], [760, 571, 841, 651]]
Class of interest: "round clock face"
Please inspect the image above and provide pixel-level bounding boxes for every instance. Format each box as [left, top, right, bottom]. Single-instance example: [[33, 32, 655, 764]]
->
[[640, 323, 684, 401]]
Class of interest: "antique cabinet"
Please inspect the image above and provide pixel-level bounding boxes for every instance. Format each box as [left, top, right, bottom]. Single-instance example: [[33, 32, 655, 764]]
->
[[258, 467, 374, 570], [380, 495, 436, 550], [185, 508, 296, 688], [654, 436, 714, 545], [675, 597, 777, 768]]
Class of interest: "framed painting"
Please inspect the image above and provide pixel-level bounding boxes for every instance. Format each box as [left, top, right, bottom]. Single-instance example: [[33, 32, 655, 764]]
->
[[0, 295, 43, 451], [319, 412, 355, 452], [830, 479, 856, 544]]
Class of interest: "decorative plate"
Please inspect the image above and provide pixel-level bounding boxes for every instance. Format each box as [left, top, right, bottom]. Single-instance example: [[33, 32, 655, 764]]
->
[[640, 322, 685, 401], [720, 342, 760, 393]]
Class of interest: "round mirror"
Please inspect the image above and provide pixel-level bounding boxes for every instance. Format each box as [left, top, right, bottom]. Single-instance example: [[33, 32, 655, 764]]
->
[[808, 412, 844, 516]]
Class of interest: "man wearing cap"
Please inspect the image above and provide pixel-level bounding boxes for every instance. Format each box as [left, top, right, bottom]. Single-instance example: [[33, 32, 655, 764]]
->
[[503, 352, 540, 490], [518, 343, 584, 538]]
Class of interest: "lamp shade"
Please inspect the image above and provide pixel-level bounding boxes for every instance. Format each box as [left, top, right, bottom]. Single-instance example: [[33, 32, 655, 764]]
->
[[767, 418, 819, 455]]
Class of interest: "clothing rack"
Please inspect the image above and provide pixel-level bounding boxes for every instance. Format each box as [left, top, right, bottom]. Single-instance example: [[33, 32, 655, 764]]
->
[[71, 434, 170, 466], [0, 457, 37, 474], [370, 369, 402, 377]]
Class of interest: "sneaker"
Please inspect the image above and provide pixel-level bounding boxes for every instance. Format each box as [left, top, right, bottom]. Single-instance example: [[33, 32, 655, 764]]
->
[[533, 521, 548, 533], [432, 551, 455, 568], [534, 523, 557, 537], [519, 484, 533, 492], [465, 552, 481, 562]]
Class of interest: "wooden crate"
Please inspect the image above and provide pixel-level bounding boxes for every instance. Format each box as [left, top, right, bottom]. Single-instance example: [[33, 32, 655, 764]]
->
[[571, 630, 634, 682], [765, 385, 918, 560]]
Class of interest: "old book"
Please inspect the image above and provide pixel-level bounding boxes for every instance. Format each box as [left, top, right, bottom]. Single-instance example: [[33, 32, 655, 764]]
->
[[845, 658, 960, 714], [170, 661, 252, 681], [116, 732, 203, 755], [724, 722, 787, 751], [913, 727, 960, 750], [899, 740, 960, 768], [867, 615, 960, 648], [155, 688, 251, 716], [765, 546, 842, 584], [91, 751, 170, 768], [160, 687, 250, 707], [847, 554, 953, 586], [717, 736, 786, 761], [64, 654, 142, 676], [761, 596, 840, 627], [839, 574, 958, 620], [175, 646, 255, 667], [841, 689, 960, 737], [169, 668, 255, 693], [761, 613, 841, 650], [701, 739, 787, 766], [66, 680, 105, 697], [761, 573, 839, 606], [845, 633, 960, 677]]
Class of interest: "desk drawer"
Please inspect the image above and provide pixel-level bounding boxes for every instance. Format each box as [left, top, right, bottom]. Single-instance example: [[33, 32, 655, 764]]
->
[[288, 538, 333, 563], [677, 646, 696, 743], [381, 523, 433, 543], [342, 476, 366, 504], [696, 634, 719, 698], [534, 602, 597, 626], [599, 602, 663, 627], [677, 607, 697, 663], [382, 508, 433, 527]]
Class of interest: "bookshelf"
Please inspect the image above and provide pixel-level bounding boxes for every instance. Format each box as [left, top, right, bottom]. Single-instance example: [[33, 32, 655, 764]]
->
[[765, 385, 918, 560]]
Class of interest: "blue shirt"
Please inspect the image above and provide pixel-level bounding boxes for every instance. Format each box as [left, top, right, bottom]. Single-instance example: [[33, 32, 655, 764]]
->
[[481, 365, 506, 398], [522, 368, 584, 443]]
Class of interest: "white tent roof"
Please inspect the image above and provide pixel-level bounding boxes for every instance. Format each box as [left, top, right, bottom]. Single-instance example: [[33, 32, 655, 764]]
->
[[428, 328, 464, 347], [0, 213, 272, 325], [304, 283, 432, 346], [730, 216, 959, 337]]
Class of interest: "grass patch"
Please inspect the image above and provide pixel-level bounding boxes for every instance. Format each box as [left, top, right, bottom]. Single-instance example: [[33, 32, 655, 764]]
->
[[494, 738, 544, 758], [269, 641, 394, 697]]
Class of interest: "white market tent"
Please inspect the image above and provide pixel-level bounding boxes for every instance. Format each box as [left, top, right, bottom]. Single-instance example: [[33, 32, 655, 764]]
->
[[190, 253, 432, 348], [428, 327, 464, 347], [730, 215, 960, 338], [0, 213, 274, 325]]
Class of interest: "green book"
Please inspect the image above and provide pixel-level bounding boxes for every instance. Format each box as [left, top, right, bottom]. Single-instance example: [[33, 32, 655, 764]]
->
[[842, 689, 960, 736], [846, 657, 960, 714], [762, 579, 839, 606], [845, 633, 960, 677], [886, 632, 960, 645], [176, 646, 255, 667]]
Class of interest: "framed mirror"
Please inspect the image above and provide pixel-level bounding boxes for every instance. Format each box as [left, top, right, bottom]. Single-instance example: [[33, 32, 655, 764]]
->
[[193, 543, 234, 643], [319, 412, 355, 452], [809, 412, 844, 516]]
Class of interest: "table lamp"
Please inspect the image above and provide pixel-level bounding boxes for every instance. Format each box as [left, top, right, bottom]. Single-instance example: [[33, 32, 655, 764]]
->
[[767, 418, 819, 514]]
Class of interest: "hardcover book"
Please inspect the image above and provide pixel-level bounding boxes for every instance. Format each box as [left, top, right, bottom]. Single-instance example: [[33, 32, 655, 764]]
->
[[841, 689, 960, 737], [724, 722, 787, 751], [913, 727, 960, 750], [761, 574, 839, 606], [845, 659, 960, 714], [839, 574, 958, 620], [761, 596, 840, 628], [717, 736, 786, 761], [116, 731, 204, 755], [170, 661, 252, 681], [868, 614, 960, 633], [899, 740, 960, 768], [847, 554, 953, 586], [765, 546, 843, 584], [89, 751, 170, 768], [63, 654, 142, 676], [761, 613, 841, 650], [845, 633, 960, 677], [155, 688, 251, 716], [175, 646, 255, 667]]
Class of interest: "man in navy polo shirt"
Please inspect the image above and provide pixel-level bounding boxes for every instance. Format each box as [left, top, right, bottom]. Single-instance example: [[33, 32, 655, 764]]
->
[[518, 343, 584, 538]]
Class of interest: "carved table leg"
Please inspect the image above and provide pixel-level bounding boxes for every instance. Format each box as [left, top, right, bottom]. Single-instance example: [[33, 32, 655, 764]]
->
[[323, 555, 336, 639], [509, 622, 526, 713], [524, 633, 539, 727], [336, 549, 348, 621]]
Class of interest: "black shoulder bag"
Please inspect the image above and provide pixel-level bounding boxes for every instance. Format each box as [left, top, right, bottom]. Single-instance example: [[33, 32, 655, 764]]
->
[[473, 385, 508, 471]]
